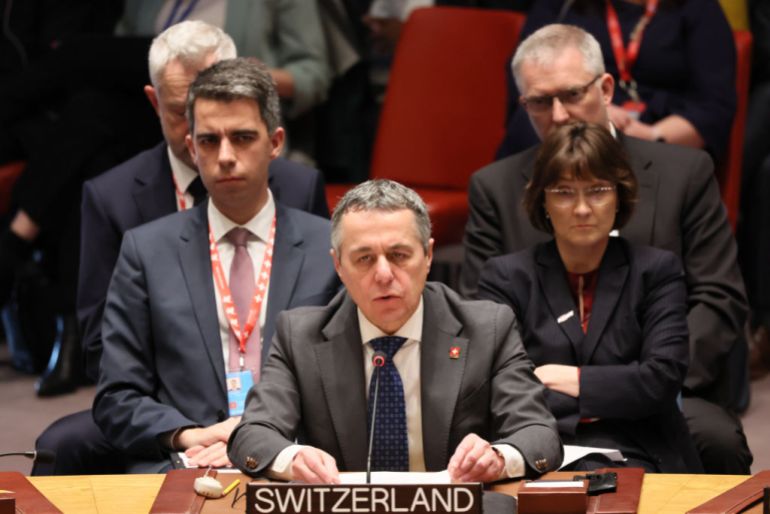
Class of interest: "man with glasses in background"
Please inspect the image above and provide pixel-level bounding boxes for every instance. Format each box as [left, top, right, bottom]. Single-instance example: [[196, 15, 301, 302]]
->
[[460, 24, 752, 474]]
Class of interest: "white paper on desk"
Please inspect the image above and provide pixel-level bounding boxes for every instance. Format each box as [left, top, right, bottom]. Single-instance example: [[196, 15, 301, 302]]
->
[[340, 471, 452, 484], [559, 445, 625, 470]]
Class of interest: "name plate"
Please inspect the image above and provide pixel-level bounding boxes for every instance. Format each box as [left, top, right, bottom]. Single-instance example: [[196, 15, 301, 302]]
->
[[246, 483, 483, 514], [517, 479, 588, 514]]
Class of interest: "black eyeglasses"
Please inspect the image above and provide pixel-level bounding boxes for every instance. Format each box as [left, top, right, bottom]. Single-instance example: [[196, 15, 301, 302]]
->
[[519, 75, 602, 114]]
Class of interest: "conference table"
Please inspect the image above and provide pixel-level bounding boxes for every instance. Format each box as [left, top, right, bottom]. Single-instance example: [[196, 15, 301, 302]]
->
[[26, 472, 750, 513]]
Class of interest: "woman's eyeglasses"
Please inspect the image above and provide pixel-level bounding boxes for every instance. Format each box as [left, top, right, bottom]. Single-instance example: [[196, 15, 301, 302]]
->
[[544, 184, 616, 207]]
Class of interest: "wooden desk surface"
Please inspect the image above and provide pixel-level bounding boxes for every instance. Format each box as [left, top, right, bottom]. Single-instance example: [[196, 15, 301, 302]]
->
[[28, 472, 749, 514], [30, 474, 164, 514]]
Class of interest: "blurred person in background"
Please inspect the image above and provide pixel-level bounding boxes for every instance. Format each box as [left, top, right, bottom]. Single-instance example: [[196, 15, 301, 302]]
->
[[496, 0, 736, 160], [738, 0, 770, 378], [118, 0, 331, 164], [0, 0, 158, 396]]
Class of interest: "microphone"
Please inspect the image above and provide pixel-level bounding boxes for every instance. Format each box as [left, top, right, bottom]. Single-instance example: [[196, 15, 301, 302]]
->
[[366, 350, 387, 484], [0, 449, 56, 464]]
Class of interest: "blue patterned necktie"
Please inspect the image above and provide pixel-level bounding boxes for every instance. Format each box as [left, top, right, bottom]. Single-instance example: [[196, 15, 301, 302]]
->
[[367, 336, 409, 471]]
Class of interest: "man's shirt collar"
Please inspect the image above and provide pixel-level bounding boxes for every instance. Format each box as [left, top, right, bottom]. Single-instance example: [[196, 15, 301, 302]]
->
[[207, 189, 276, 243], [167, 146, 198, 197], [358, 297, 424, 345]]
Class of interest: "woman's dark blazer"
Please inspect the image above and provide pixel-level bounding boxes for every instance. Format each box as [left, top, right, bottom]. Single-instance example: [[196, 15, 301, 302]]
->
[[478, 237, 702, 472]]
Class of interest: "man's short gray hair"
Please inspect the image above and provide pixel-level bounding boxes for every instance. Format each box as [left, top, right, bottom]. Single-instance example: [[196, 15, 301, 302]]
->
[[148, 20, 237, 89], [331, 179, 432, 253], [186, 57, 282, 135], [511, 24, 605, 93]]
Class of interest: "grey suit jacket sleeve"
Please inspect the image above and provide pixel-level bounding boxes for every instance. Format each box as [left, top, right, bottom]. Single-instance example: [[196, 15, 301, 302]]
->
[[93, 231, 198, 458], [679, 152, 748, 399], [228, 310, 307, 475], [484, 303, 564, 475]]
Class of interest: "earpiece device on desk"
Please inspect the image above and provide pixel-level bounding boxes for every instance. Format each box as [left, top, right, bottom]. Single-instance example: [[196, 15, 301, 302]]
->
[[194, 475, 224, 498]]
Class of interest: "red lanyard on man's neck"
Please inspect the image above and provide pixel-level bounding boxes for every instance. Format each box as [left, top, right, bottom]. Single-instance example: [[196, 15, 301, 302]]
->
[[605, 0, 659, 87], [208, 218, 276, 355]]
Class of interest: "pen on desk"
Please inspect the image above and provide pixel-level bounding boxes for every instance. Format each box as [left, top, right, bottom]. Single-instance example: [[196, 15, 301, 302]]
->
[[222, 479, 240, 497]]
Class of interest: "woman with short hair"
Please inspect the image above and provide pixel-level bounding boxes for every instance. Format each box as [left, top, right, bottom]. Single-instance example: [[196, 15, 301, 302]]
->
[[478, 121, 702, 472]]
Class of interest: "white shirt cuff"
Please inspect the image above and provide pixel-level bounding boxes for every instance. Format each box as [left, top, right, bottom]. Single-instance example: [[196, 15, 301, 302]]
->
[[491, 444, 525, 479], [267, 444, 308, 481]]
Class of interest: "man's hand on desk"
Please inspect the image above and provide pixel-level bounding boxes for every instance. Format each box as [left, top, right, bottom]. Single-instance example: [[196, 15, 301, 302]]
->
[[185, 441, 232, 468], [447, 433, 504, 483], [291, 447, 341, 484], [176, 416, 241, 467]]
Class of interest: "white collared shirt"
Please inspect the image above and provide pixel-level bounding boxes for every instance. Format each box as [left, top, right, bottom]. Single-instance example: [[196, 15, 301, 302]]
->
[[207, 192, 275, 366], [167, 146, 199, 211]]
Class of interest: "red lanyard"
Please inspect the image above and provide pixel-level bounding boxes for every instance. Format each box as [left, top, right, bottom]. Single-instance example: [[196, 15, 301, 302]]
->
[[208, 217, 276, 356], [606, 0, 659, 94], [171, 173, 189, 211]]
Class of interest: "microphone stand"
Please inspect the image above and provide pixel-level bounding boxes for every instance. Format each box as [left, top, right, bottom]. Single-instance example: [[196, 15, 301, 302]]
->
[[366, 356, 385, 485]]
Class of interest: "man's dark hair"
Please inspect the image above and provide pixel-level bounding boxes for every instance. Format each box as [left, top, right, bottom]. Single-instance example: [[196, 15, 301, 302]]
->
[[186, 57, 281, 134]]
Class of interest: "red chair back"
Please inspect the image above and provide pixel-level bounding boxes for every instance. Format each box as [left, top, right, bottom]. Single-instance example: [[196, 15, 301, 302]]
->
[[369, 7, 526, 190], [0, 161, 25, 214], [717, 30, 752, 230]]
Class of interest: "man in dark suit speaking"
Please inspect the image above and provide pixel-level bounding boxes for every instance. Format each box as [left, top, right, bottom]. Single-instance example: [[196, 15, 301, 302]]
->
[[228, 179, 561, 483], [460, 24, 751, 474], [92, 57, 339, 472]]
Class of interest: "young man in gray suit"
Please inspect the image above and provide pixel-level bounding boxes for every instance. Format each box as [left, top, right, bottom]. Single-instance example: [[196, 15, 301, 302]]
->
[[228, 179, 561, 483], [93, 58, 339, 473], [461, 24, 751, 474]]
